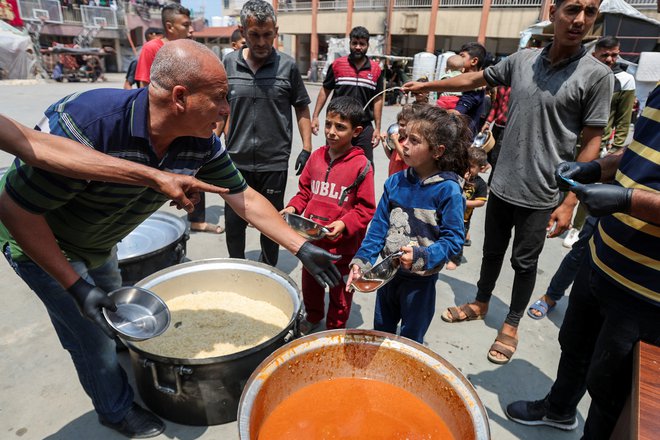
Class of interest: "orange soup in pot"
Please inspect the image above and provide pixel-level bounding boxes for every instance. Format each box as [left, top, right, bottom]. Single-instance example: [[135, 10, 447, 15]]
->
[[257, 377, 455, 439]]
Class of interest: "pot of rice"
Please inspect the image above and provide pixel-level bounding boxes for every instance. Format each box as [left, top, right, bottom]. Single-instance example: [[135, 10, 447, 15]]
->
[[125, 258, 302, 426]]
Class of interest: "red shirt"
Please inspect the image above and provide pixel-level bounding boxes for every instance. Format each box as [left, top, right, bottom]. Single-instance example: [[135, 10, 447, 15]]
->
[[486, 86, 511, 127], [135, 38, 165, 84], [287, 145, 376, 255], [388, 150, 408, 176]]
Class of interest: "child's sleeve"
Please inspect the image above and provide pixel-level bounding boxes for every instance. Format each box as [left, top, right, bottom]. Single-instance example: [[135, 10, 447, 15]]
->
[[411, 183, 465, 271], [350, 180, 392, 271], [455, 90, 483, 116], [339, 163, 376, 240], [286, 152, 314, 214], [474, 177, 488, 201]]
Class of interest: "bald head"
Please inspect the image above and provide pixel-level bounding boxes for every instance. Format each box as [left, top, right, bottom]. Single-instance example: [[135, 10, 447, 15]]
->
[[446, 55, 464, 72], [150, 40, 224, 92]]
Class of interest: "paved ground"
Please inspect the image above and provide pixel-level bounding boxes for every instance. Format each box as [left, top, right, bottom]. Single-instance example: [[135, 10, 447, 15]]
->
[[0, 74, 591, 439]]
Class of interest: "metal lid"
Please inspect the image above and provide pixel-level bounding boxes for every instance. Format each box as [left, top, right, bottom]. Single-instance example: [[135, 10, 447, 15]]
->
[[117, 212, 187, 260]]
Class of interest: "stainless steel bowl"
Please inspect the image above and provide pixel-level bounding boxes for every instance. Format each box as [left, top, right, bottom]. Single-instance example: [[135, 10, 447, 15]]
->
[[284, 212, 330, 241], [385, 123, 399, 151], [351, 251, 404, 292], [103, 287, 171, 341]]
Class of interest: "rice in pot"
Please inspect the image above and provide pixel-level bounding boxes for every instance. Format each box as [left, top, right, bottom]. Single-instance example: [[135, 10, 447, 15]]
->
[[134, 290, 290, 359]]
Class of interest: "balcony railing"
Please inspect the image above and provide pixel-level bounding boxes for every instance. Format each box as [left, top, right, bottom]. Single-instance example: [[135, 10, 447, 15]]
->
[[280, 0, 657, 10]]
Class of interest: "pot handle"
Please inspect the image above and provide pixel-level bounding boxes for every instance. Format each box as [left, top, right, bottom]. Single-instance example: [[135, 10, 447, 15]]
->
[[142, 359, 192, 396], [174, 242, 186, 263]]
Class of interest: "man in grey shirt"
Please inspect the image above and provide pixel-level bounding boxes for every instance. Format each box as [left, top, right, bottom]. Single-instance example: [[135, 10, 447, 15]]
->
[[223, 0, 313, 266], [404, 0, 612, 364]]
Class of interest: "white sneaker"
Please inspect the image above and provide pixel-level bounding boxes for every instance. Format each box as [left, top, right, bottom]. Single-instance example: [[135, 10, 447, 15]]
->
[[562, 228, 580, 248]]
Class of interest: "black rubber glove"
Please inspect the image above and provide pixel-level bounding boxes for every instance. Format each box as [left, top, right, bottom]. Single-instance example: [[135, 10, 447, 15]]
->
[[572, 184, 633, 217], [555, 161, 601, 191], [295, 150, 311, 176], [67, 278, 117, 339], [296, 241, 341, 288]]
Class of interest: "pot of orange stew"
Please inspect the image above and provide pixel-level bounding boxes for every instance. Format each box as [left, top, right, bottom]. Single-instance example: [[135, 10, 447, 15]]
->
[[238, 329, 490, 440]]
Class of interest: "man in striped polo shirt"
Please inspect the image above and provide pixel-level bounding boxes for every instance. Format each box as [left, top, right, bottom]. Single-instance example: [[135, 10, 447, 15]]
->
[[507, 85, 659, 438], [0, 40, 340, 438]]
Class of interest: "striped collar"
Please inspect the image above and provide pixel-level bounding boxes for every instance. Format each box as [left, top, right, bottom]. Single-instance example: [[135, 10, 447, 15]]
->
[[129, 88, 150, 140]]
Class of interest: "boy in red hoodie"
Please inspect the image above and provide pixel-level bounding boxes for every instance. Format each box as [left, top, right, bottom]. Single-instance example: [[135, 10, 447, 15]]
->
[[282, 97, 376, 333]]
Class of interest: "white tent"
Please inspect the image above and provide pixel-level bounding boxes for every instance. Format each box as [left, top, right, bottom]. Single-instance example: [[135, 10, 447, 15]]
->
[[0, 20, 31, 80]]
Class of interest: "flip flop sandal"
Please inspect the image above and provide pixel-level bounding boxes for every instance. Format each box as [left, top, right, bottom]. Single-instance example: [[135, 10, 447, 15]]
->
[[191, 223, 225, 234], [441, 303, 486, 323], [487, 332, 518, 365], [527, 299, 555, 320]]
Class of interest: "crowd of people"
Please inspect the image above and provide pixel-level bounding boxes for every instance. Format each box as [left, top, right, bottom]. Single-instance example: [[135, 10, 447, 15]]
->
[[0, 0, 657, 438]]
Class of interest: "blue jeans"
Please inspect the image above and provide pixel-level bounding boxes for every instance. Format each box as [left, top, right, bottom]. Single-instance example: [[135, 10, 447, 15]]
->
[[545, 216, 597, 303], [374, 272, 438, 344], [3, 245, 133, 423]]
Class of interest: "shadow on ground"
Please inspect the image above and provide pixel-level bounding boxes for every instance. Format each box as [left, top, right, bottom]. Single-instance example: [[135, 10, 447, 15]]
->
[[437, 272, 512, 331], [43, 410, 209, 440], [468, 358, 585, 439]]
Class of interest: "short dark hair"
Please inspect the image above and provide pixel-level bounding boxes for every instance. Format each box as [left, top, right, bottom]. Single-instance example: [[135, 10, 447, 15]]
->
[[145, 27, 163, 40], [230, 29, 243, 43], [240, 0, 276, 26], [327, 96, 365, 128], [161, 3, 190, 29], [468, 146, 488, 167], [350, 26, 370, 41], [596, 35, 620, 50], [459, 42, 487, 70]]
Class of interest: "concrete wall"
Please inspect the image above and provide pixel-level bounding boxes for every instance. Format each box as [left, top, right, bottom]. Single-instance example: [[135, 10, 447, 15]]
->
[[278, 9, 541, 40]]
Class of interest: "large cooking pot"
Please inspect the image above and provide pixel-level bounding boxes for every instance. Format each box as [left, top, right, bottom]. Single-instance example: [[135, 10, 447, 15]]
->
[[239, 329, 490, 440], [127, 258, 302, 426], [117, 212, 188, 285]]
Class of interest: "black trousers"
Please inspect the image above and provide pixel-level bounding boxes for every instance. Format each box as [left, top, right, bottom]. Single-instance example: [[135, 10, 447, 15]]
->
[[353, 122, 375, 164], [224, 169, 287, 266], [546, 260, 660, 439], [187, 192, 206, 223], [474, 193, 553, 327]]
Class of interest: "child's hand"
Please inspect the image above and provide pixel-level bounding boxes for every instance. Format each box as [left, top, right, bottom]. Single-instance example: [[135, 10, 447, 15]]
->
[[279, 206, 296, 216], [324, 220, 345, 241], [380, 132, 388, 143], [399, 246, 414, 269], [345, 264, 362, 292]]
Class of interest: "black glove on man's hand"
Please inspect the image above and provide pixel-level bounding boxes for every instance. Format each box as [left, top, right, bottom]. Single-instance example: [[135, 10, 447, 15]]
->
[[555, 161, 601, 191], [572, 184, 633, 217], [67, 278, 117, 338], [296, 241, 341, 288], [295, 150, 311, 176]]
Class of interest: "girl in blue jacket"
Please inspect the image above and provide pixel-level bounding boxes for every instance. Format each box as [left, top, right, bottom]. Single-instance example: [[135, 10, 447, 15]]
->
[[347, 105, 470, 343]]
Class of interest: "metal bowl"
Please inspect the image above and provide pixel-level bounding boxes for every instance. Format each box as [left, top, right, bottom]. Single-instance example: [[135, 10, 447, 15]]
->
[[103, 287, 171, 341], [350, 251, 404, 292], [471, 130, 495, 152], [284, 212, 330, 241], [385, 123, 399, 151]]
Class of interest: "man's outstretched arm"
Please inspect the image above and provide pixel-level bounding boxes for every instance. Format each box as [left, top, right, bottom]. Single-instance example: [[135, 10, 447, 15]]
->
[[403, 71, 488, 94], [0, 115, 228, 211]]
